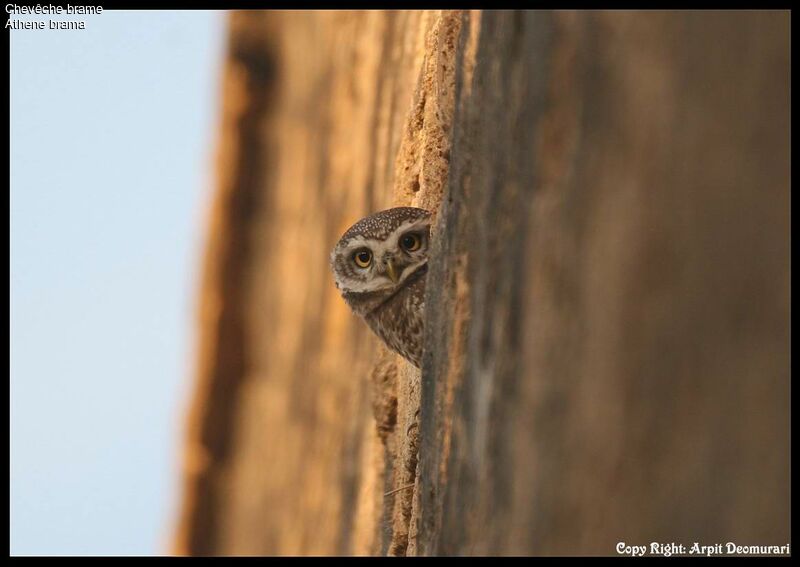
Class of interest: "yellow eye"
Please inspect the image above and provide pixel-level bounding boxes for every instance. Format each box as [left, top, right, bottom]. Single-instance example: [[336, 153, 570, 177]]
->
[[353, 249, 372, 268], [400, 232, 422, 252]]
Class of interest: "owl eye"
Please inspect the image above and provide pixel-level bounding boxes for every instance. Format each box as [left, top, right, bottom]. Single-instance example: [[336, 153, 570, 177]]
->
[[400, 232, 422, 252], [353, 249, 373, 268]]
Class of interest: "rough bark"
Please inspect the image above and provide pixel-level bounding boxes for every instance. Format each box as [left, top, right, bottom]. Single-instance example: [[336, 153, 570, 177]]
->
[[174, 10, 790, 556]]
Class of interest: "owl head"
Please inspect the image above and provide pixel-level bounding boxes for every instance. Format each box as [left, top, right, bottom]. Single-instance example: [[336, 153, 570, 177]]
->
[[330, 207, 432, 306]]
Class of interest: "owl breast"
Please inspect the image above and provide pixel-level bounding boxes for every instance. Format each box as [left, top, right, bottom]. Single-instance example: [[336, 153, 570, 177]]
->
[[364, 264, 427, 367]]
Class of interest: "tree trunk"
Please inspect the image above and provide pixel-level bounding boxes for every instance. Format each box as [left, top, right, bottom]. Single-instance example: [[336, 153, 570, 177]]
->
[[174, 10, 790, 556]]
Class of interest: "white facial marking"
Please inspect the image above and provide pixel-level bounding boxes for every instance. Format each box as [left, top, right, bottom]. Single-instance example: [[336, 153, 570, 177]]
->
[[338, 219, 430, 257]]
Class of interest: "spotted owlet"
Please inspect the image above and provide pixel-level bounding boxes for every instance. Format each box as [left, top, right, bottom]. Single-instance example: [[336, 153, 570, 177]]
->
[[330, 207, 432, 367]]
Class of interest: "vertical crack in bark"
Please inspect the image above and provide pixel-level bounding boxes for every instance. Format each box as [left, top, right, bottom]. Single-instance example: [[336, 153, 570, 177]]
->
[[368, 10, 464, 557]]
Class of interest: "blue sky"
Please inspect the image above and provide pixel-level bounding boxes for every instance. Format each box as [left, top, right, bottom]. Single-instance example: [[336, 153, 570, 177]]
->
[[10, 11, 225, 555]]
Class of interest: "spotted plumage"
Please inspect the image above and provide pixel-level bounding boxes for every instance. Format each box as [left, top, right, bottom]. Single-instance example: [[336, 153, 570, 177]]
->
[[330, 207, 432, 367]]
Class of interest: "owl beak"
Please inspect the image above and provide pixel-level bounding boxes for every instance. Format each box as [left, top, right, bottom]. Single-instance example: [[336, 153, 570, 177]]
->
[[385, 259, 400, 283]]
